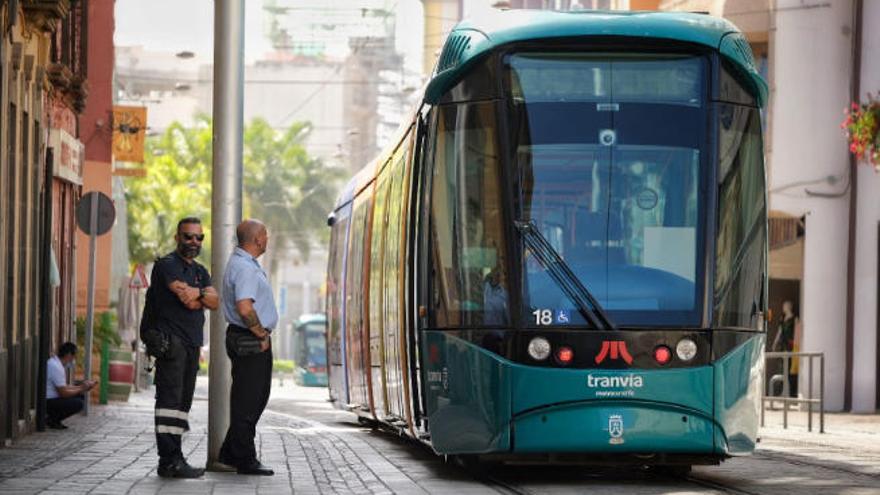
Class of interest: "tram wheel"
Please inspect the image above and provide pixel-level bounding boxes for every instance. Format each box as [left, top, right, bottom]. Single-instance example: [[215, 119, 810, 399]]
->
[[453, 455, 503, 477], [357, 416, 378, 429]]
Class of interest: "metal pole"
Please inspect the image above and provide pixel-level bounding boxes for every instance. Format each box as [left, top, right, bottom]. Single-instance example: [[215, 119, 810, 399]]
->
[[807, 354, 813, 432], [207, 0, 244, 470], [83, 192, 99, 415], [133, 288, 141, 392], [782, 356, 789, 429], [820, 355, 825, 433]]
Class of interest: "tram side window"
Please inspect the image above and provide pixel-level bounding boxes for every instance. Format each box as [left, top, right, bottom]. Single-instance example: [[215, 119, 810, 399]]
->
[[346, 198, 370, 336], [369, 169, 391, 360], [715, 106, 766, 328], [384, 151, 406, 337], [429, 102, 510, 328], [327, 212, 349, 364]]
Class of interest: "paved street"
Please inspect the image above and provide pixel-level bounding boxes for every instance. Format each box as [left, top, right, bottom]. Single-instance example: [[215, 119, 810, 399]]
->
[[0, 377, 877, 494]]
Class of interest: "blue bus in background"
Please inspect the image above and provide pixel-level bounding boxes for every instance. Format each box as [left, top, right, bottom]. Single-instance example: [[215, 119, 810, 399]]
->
[[293, 314, 328, 387]]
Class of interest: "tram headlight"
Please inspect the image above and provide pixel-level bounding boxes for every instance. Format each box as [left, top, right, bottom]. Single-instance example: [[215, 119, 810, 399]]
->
[[676, 338, 698, 362], [527, 337, 551, 361]]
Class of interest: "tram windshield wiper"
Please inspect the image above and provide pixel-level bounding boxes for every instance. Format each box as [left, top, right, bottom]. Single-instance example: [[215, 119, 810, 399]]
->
[[514, 219, 616, 330]]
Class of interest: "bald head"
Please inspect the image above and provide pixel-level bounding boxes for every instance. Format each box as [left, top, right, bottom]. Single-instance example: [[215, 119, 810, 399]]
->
[[236, 219, 268, 257]]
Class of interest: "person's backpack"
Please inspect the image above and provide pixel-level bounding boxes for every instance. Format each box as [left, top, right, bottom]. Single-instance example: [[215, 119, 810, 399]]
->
[[139, 272, 171, 360]]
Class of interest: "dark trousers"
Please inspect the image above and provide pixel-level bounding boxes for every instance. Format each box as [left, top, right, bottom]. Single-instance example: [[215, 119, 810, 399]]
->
[[220, 326, 272, 467], [47, 396, 84, 423], [154, 335, 199, 466]]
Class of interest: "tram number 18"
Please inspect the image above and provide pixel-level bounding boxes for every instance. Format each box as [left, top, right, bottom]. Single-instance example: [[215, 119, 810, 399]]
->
[[532, 309, 553, 326]]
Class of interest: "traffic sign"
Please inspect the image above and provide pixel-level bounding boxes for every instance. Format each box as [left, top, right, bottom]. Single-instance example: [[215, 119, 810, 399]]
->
[[129, 264, 149, 289], [76, 192, 115, 236]]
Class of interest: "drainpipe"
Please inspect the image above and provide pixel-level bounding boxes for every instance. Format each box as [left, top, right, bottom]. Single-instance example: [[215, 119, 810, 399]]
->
[[36, 148, 53, 432], [843, 0, 863, 412]]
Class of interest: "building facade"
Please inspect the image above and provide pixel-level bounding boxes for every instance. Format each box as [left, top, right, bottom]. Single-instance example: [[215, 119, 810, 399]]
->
[[0, 0, 88, 444], [74, 0, 113, 316]]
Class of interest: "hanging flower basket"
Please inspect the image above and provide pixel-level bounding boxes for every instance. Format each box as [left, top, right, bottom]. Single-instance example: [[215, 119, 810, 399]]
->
[[841, 94, 880, 171]]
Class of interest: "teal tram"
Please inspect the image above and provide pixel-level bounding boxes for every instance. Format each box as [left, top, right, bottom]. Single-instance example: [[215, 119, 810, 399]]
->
[[292, 314, 328, 387], [326, 9, 768, 470]]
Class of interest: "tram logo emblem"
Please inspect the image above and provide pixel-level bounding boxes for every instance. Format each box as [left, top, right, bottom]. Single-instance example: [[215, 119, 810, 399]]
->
[[595, 341, 634, 365], [608, 414, 625, 444]]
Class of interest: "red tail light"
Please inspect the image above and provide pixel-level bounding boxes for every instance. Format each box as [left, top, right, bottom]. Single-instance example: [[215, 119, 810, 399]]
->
[[653, 345, 672, 365], [556, 346, 574, 365]]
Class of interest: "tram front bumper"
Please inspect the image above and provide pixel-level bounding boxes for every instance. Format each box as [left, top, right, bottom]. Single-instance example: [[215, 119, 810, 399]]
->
[[511, 400, 716, 453]]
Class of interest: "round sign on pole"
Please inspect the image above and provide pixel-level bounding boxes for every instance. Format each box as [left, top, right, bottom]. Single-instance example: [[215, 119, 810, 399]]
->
[[76, 192, 116, 236]]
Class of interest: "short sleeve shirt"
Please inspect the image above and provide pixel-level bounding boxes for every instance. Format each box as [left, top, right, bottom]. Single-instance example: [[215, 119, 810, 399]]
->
[[222, 247, 279, 331], [151, 251, 212, 347], [46, 356, 66, 399]]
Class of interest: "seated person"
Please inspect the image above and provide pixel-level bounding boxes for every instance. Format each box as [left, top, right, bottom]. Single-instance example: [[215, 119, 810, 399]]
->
[[46, 342, 96, 429]]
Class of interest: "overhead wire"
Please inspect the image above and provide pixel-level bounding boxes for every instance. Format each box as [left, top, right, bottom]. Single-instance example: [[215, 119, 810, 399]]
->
[[272, 0, 401, 128]]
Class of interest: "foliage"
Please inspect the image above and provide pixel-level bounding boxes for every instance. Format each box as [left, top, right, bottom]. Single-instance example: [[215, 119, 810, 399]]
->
[[243, 118, 346, 274], [75, 311, 123, 365], [841, 95, 880, 170], [125, 116, 213, 265], [125, 115, 344, 270], [273, 359, 295, 374]]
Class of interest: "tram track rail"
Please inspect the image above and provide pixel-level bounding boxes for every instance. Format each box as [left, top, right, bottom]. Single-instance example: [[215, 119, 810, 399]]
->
[[473, 467, 766, 495], [482, 474, 534, 495], [683, 474, 764, 495], [754, 449, 879, 480]]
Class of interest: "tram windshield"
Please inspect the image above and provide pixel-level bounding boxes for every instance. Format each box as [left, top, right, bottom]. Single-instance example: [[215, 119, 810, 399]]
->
[[507, 52, 707, 327]]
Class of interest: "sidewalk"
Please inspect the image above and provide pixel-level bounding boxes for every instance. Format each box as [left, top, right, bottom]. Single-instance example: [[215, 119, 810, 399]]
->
[[757, 407, 880, 477], [0, 382, 430, 495]]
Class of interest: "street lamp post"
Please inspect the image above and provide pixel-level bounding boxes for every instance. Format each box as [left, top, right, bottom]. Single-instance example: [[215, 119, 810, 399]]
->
[[207, 0, 244, 470]]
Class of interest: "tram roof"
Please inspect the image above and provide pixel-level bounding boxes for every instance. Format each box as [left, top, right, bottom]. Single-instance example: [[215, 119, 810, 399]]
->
[[425, 9, 768, 107]]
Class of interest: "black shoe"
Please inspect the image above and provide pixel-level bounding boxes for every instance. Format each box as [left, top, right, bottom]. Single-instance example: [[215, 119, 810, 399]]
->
[[157, 459, 205, 479], [236, 461, 274, 476], [47, 420, 67, 430]]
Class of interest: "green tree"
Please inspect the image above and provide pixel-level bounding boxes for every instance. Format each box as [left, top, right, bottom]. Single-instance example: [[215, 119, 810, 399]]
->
[[124, 116, 213, 266], [125, 116, 343, 275], [243, 118, 345, 276]]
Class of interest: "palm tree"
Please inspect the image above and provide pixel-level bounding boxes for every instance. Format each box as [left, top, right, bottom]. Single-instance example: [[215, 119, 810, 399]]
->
[[243, 118, 345, 277]]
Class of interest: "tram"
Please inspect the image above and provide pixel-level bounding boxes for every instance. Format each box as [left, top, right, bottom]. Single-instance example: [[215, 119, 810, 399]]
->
[[292, 314, 328, 387], [326, 9, 767, 470]]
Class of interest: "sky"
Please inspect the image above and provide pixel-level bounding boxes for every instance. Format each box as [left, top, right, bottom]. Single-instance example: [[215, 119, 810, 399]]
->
[[114, 0, 424, 72]]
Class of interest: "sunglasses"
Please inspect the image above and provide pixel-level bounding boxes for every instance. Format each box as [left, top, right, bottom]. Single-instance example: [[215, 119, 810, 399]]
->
[[181, 233, 205, 242]]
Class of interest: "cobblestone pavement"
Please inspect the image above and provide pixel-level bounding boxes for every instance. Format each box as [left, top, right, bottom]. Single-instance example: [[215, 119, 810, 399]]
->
[[0, 377, 878, 494], [0, 379, 489, 495]]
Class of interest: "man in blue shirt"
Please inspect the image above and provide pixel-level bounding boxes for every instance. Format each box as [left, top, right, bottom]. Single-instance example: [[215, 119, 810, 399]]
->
[[46, 342, 96, 429], [218, 219, 278, 476]]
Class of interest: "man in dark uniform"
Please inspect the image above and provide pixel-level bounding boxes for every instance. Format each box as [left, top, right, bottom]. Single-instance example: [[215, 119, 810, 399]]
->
[[147, 217, 219, 478], [218, 219, 277, 476]]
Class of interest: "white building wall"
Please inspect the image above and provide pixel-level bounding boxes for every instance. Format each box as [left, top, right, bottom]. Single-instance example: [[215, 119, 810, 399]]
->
[[852, 0, 880, 413], [769, 0, 854, 411]]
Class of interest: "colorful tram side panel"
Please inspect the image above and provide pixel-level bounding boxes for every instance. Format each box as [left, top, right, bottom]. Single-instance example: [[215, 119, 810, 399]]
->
[[325, 9, 768, 467]]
